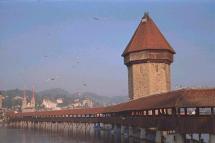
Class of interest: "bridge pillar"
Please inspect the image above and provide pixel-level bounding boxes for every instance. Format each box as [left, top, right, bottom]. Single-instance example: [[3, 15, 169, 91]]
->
[[140, 128, 146, 139], [155, 131, 162, 143], [67, 123, 70, 132], [44, 122, 46, 130], [165, 134, 174, 143], [61, 123, 65, 131], [45, 122, 47, 130], [49, 122, 51, 131], [89, 123, 94, 136], [94, 123, 101, 129], [38, 122, 41, 129], [69, 122, 73, 132], [17, 122, 19, 128], [40, 122, 43, 129], [209, 134, 215, 143], [58, 122, 61, 131], [38, 122, 40, 129], [174, 134, 184, 143], [19, 121, 22, 128], [53, 123, 57, 132], [43, 122, 46, 130], [111, 124, 119, 135], [121, 125, 125, 135], [20, 121, 22, 128], [65, 122, 69, 132], [32, 122, 34, 129], [46, 122, 51, 130], [63, 122, 67, 132], [129, 126, 133, 137], [22, 121, 24, 128], [57, 122, 60, 131]]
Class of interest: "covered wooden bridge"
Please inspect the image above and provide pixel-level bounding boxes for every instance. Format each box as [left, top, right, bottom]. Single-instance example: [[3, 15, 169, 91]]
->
[[6, 88, 215, 143]]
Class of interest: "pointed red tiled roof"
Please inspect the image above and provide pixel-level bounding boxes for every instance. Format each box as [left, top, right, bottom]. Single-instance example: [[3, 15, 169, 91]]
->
[[122, 13, 175, 56]]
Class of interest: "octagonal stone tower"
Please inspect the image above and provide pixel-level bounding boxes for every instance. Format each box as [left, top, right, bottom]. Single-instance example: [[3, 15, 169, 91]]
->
[[122, 13, 175, 100]]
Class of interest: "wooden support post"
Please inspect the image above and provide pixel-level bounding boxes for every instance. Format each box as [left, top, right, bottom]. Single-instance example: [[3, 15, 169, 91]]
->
[[114, 124, 121, 136], [163, 108, 166, 115], [177, 108, 180, 116], [139, 128, 146, 139], [146, 110, 149, 116], [209, 134, 215, 143], [121, 125, 125, 135], [129, 126, 133, 137], [172, 107, 176, 116], [155, 130, 162, 143], [211, 107, 214, 116], [158, 109, 162, 115], [165, 134, 174, 143], [196, 107, 199, 116], [184, 108, 187, 116], [174, 134, 184, 143], [152, 110, 155, 116]]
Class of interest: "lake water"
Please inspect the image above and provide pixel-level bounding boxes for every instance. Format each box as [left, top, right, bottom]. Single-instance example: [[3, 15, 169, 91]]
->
[[0, 127, 210, 143], [0, 127, 149, 143]]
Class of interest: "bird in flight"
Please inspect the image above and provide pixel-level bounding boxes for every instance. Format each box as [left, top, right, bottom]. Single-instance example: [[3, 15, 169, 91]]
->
[[46, 76, 60, 82], [83, 83, 87, 87], [93, 17, 100, 21]]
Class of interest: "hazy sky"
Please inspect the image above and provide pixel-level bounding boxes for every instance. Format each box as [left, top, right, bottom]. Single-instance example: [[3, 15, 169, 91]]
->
[[0, 0, 214, 97]]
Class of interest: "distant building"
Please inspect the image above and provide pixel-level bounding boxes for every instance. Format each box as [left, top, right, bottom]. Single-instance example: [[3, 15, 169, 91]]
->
[[71, 99, 82, 108], [41, 99, 58, 110], [13, 96, 23, 100], [82, 98, 93, 108], [56, 98, 63, 104], [22, 88, 36, 112], [68, 98, 94, 109]]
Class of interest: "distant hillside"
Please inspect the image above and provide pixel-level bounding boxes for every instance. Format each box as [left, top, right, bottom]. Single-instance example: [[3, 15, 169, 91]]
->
[[71, 92, 128, 106], [38, 88, 71, 99], [39, 89, 128, 106], [0, 89, 34, 109], [0, 88, 128, 109], [1, 89, 32, 98]]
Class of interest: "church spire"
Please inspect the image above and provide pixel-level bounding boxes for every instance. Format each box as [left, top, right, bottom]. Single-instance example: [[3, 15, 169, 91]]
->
[[22, 89, 27, 110], [31, 86, 35, 108]]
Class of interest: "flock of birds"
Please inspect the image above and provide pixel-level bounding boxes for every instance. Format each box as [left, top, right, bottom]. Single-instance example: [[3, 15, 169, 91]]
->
[[39, 16, 108, 89]]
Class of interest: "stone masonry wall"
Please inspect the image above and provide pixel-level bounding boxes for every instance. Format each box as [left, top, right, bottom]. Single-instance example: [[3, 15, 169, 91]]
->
[[128, 63, 170, 100]]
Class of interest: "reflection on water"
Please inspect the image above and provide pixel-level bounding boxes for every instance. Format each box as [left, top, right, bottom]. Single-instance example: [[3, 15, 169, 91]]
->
[[0, 127, 152, 143]]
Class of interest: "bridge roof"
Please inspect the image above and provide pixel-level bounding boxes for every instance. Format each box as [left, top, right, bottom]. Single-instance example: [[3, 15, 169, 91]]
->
[[33, 107, 105, 116], [9, 88, 215, 117], [105, 88, 215, 113]]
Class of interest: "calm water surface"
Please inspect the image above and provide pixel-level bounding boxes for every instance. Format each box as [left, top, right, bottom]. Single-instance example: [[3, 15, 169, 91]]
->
[[0, 127, 149, 143]]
